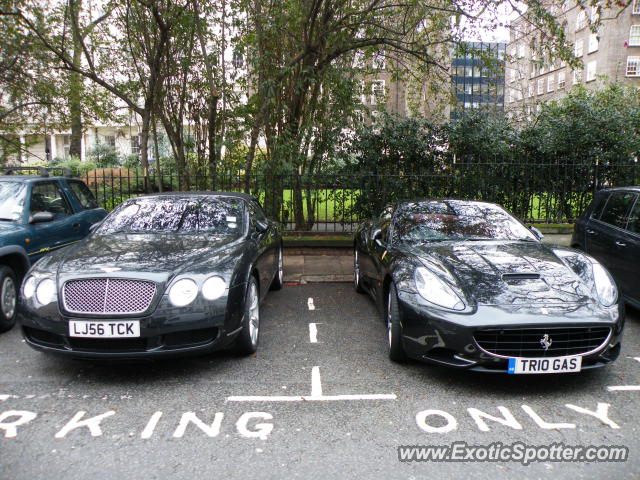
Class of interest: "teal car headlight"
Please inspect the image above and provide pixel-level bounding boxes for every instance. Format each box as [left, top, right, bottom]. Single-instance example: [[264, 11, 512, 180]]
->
[[202, 276, 226, 301], [168, 278, 199, 307], [35, 278, 56, 305]]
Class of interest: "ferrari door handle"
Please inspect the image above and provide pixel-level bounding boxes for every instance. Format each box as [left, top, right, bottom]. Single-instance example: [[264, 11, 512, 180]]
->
[[615, 241, 627, 247]]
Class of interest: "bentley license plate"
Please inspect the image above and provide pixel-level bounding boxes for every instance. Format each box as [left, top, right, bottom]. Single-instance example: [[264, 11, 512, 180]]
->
[[69, 320, 140, 338], [508, 356, 582, 374]]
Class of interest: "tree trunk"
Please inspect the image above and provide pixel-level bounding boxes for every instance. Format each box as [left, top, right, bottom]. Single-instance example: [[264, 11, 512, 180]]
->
[[139, 111, 152, 193], [68, 0, 83, 159]]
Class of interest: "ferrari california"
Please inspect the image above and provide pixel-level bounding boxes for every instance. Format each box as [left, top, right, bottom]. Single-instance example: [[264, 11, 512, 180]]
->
[[353, 199, 624, 373]]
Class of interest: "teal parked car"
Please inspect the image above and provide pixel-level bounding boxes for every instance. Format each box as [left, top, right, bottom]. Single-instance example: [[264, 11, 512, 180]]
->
[[0, 167, 107, 332]]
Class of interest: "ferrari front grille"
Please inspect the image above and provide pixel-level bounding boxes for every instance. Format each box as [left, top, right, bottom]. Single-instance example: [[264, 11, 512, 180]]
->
[[474, 326, 611, 358], [62, 278, 156, 315]]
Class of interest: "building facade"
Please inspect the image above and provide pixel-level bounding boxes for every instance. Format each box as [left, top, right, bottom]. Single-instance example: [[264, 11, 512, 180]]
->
[[451, 42, 506, 120], [506, 0, 640, 120]]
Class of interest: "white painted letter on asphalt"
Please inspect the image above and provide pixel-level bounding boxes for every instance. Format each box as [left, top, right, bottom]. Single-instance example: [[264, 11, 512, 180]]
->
[[416, 410, 457, 434], [141, 411, 163, 439], [173, 412, 224, 438], [236, 412, 273, 440], [467, 406, 523, 432], [55, 411, 116, 438], [0, 410, 37, 438], [521, 405, 576, 430], [565, 402, 620, 429]]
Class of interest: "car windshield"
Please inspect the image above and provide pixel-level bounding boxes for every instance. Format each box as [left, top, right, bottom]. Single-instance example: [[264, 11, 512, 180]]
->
[[391, 200, 537, 243], [97, 196, 245, 236], [0, 181, 27, 221]]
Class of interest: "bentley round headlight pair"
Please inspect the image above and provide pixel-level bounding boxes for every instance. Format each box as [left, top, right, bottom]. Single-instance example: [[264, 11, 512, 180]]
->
[[168, 276, 226, 307], [23, 276, 56, 305]]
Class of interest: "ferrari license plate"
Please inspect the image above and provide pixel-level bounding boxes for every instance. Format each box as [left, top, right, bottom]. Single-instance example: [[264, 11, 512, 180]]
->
[[508, 356, 582, 374], [69, 320, 140, 338]]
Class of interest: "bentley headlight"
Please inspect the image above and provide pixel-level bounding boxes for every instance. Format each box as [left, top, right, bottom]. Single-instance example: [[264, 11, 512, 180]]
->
[[414, 267, 465, 311], [36, 278, 56, 305], [202, 276, 226, 301], [592, 263, 617, 307], [23, 276, 36, 299], [169, 278, 198, 307]]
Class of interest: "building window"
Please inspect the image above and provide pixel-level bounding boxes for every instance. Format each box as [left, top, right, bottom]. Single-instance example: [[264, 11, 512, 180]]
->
[[537, 78, 544, 95], [588, 34, 599, 53], [353, 51, 365, 69], [576, 10, 587, 30], [508, 88, 514, 103], [528, 84, 534, 97], [633, 0, 640, 14], [62, 135, 70, 159], [372, 51, 385, 70], [510, 69, 516, 83], [590, 7, 599, 24], [547, 75, 555, 92], [626, 56, 640, 76], [518, 44, 525, 58], [232, 49, 244, 69], [516, 89, 523, 101], [130, 135, 140, 155], [573, 69, 583, 84], [104, 135, 116, 148], [558, 71, 566, 88], [371, 80, 385, 104], [574, 39, 583, 57], [586, 60, 597, 81], [630, 26, 640, 46]]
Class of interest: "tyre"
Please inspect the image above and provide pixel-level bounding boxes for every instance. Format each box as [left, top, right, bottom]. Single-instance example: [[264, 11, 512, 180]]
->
[[0, 266, 18, 333], [270, 245, 284, 291], [353, 247, 365, 293], [234, 276, 260, 355], [386, 282, 407, 362]]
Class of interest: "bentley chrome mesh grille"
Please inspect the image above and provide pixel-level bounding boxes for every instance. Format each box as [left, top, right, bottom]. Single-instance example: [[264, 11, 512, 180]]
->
[[63, 279, 156, 315]]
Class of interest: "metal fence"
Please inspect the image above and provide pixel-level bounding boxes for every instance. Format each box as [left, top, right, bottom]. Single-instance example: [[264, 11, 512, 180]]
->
[[81, 160, 640, 233]]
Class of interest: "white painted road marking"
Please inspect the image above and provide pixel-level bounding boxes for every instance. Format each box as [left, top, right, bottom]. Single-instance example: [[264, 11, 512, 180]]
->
[[311, 366, 323, 397], [227, 367, 397, 402], [606, 386, 640, 391], [309, 323, 318, 343], [0, 395, 10, 402], [307, 298, 315, 310]]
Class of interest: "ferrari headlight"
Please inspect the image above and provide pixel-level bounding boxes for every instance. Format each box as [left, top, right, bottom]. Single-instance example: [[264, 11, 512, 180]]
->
[[169, 278, 198, 307], [23, 276, 36, 299], [202, 276, 226, 301], [35, 278, 56, 305], [414, 267, 465, 311], [592, 263, 617, 307]]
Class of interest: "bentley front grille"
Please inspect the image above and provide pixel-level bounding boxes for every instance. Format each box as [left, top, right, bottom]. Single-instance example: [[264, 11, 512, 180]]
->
[[474, 326, 611, 358], [63, 278, 157, 315]]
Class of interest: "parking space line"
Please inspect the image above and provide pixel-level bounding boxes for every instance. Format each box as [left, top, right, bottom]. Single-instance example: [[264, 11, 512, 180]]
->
[[226, 367, 397, 403], [307, 298, 315, 310], [606, 386, 640, 391], [309, 323, 318, 343], [311, 366, 323, 397]]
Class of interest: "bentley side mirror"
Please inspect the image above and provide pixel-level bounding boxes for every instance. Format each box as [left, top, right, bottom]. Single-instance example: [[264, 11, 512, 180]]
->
[[255, 220, 269, 234], [29, 211, 55, 224], [529, 226, 544, 240]]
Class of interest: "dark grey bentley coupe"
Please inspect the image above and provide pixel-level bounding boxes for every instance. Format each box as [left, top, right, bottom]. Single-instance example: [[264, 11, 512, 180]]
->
[[354, 199, 624, 374], [18, 192, 283, 359]]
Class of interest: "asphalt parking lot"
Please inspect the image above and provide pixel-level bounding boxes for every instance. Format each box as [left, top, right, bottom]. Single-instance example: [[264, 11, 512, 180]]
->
[[1, 282, 639, 479]]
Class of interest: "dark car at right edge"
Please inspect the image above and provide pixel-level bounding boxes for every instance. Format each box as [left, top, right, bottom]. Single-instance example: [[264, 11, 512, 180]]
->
[[572, 187, 640, 309]]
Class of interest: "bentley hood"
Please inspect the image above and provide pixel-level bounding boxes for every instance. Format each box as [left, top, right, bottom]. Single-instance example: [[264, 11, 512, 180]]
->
[[409, 241, 593, 306], [51, 232, 243, 279]]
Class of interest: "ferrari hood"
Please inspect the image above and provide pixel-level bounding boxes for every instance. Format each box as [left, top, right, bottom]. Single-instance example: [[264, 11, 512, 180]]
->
[[411, 241, 593, 306], [56, 232, 241, 277]]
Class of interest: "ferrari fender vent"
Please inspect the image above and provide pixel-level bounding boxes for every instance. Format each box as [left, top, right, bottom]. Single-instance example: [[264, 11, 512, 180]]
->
[[474, 326, 611, 358], [501, 273, 541, 281], [62, 278, 157, 315]]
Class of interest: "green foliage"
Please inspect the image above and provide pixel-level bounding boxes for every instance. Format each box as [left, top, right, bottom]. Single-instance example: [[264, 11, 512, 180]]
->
[[86, 141, 120, 168], [48, 156, 97, 176]]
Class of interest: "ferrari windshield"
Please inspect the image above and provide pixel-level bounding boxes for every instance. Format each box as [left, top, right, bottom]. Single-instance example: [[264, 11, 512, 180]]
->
[[98, 196, 245, 235], [0, 181, 27, 221], [392, 200, 537, 243]]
